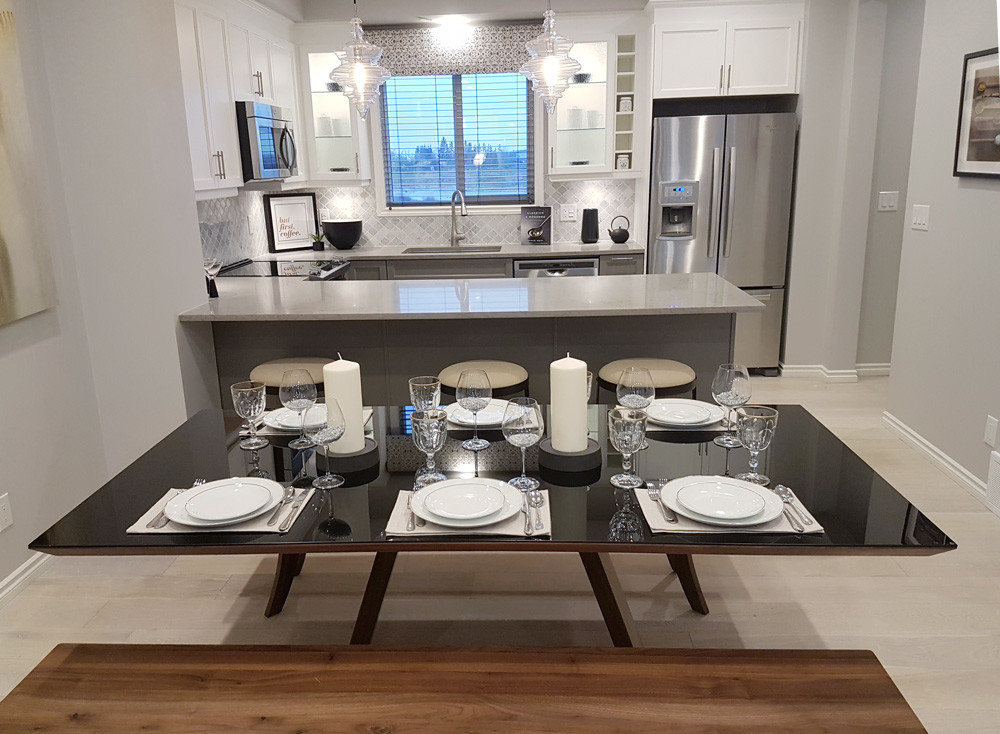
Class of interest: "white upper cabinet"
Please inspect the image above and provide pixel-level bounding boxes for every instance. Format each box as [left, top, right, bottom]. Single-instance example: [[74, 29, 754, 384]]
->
[[652, 3, 803, 98]]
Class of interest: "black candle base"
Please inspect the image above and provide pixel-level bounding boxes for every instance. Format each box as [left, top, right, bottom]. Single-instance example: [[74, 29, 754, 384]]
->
[[317, 437, 379, 474], [538, 437, 602, 473]]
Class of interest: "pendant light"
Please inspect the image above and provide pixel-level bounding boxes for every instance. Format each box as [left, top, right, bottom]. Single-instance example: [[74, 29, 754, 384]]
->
[[329, 0, 391, 120], [519, 2, 581, 114]]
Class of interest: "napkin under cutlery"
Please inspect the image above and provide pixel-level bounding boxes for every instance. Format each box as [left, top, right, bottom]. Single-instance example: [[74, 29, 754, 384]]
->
[[385, 490, 551, 538], [127, 487, 315, 534]]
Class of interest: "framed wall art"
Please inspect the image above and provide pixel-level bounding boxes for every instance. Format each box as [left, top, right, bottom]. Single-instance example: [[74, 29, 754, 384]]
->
[[953, 47, 1000, 178], [263, 192, 319, 253]]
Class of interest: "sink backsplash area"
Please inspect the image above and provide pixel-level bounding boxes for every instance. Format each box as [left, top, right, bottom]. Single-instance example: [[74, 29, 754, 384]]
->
[[197, 178, 637, 263]]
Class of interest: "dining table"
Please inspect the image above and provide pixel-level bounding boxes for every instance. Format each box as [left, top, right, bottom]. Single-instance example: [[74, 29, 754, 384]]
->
[[30, 403, 956, 648]]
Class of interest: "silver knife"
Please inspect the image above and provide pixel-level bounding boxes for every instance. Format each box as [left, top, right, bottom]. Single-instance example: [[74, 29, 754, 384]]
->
[[522, 494, 533, 536], [278, 489, 309, 532]]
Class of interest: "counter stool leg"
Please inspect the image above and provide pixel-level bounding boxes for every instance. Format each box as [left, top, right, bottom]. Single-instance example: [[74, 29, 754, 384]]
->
[[579, 552, 637, 647], [667, 553, 709, 615], [351, 551, 397, 645], [265, 553, 306, 617]]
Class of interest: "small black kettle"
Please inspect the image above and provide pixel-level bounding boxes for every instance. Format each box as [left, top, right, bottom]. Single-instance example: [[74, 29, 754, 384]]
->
[[608, 216, 630, 243]]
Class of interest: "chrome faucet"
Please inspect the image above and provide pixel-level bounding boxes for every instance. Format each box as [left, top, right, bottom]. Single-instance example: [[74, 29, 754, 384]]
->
[[450, 190, 468, 247]]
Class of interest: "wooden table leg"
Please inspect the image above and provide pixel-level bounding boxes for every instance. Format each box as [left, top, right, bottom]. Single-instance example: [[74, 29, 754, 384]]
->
[[350, 551, 397, 645], [265, 553, 306, 618], [579, 553, 637, 647], [667, 553, 709, 615]]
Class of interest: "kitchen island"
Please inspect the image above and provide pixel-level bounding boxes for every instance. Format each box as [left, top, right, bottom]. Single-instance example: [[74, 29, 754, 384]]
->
[[180, 272, 762, 404]]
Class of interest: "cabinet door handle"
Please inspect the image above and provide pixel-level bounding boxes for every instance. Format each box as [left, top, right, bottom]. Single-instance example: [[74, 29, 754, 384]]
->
[[212, 151, 223, 178], [719, 64, 724, 93], [726, 64, 732, 91], [219, 150, 226, 179], [254, 70, 264, 96], [609, 256, 634, 262], [355, 152, 359, 173], [550, 147, 554, 169]]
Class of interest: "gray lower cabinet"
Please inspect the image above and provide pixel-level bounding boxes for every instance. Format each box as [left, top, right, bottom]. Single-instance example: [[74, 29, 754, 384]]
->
[[386, 258, 513, 280], [599, 254, 645, 275], [348, 260, 387, 280]]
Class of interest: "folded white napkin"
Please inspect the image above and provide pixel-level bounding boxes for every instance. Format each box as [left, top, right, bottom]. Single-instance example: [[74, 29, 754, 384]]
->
[[127, 487, 314, 534], [386, 489, 550, 537], [634, 483, 824, 534]]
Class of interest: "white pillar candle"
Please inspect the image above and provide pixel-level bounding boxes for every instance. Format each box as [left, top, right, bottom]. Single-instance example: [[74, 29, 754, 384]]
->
[[323, 356, 365, 454], [550, 353, 588, 453]]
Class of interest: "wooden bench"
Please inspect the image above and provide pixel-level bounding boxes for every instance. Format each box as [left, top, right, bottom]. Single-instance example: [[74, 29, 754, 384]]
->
[[0, 644, 924, 732]]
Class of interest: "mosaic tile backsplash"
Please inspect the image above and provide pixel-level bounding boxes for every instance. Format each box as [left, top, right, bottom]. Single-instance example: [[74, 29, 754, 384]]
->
[[197, 178, 638, 264]]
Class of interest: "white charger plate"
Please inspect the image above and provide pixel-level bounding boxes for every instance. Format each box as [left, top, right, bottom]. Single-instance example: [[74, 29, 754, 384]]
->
[[165, 478, 283, 528], [423, 482, 507, 520], [185, 481, 272, 522], [675, 480, 766, 520], [646, 399, 726, 427], [445, 399, 510, 427], [659, 476, 782, 527], [411, 478, 522, 528]]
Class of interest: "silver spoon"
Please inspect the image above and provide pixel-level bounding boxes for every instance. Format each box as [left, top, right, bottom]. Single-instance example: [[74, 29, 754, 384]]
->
[[528, 490, 545, 532], [266, 485, 296, 526], [774, 484, 812, 525]]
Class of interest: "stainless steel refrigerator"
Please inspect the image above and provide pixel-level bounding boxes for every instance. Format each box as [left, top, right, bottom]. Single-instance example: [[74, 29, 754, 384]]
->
[[647, 113, 796, 372]]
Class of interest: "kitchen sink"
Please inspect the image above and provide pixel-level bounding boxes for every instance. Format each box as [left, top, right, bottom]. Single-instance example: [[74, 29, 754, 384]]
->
[[401, 246, 503, 254]]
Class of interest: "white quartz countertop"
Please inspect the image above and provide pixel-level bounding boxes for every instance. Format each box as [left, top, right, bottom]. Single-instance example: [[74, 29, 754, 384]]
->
[[256, 241, 645, 262], [180, 273, 763, 322]]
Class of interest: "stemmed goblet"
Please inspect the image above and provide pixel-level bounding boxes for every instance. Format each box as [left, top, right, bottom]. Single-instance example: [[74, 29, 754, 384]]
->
[[411, 409, 448, 487], [712, 363, 752, 448], [608, 407, 647, 489], [306, 398, 347, 490], [279, 369, 317, 450], [456, 369, 492, 452], [617, 367, 654, 450], [203, 258, 222, 298], [735, 405, 779, 485], [231, 380, 269, 450], [501, 398, 544, 491], [409, 376, 441, 411]]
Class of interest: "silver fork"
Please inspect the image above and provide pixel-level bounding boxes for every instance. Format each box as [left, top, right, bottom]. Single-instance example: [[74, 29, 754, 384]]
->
[[645, 481, 677, 523], [148, 478, 205, 528]]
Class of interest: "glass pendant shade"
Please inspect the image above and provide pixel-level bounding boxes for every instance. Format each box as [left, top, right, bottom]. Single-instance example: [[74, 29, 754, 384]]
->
[[329, 16, 391, 121], [519, 8, 581, 114]]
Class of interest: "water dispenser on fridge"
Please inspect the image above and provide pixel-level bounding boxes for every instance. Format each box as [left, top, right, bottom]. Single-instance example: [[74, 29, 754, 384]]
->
[[657, 181, 697, 238]]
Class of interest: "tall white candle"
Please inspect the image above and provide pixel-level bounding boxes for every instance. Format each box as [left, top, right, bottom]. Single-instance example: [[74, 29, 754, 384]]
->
[[323, 356, 365, 454], [550, 354, 588, 452]]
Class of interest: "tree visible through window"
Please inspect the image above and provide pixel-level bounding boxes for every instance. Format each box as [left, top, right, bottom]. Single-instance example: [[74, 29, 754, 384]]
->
[[380, 73, 534, 207]]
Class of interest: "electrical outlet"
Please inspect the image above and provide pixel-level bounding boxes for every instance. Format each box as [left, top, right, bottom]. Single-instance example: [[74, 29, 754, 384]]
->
[[911, 204, 930, 231], [0, 493, 11, 532], [986, 415, 998, 448], [319, 208, 331, 222], [876, 191, 899, 212], [559, 204, 577, 222]]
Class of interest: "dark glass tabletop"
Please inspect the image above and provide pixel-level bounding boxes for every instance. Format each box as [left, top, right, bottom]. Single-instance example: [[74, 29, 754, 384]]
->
[[30, 405, 955, 556]]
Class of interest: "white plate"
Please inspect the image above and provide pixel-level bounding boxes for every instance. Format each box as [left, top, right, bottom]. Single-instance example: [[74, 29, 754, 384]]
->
[[675, 480, 766, 520], [411, 479, 522, 528], [423, 482, 507, 520], [659, 476, 782, 527], [164, 478, 283, 528], [263, 405, 374, 431], [445, 399, 510, 427], [185, 480, 272, 522], [646, 399, 726, 427]]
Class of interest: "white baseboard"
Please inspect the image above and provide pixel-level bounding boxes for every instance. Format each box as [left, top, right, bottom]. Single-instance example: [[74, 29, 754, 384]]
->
[[0, 552, 49, 609], [882, 411, 992, 511], [856, 362, 891, 377], [779, 364, 859, 383]]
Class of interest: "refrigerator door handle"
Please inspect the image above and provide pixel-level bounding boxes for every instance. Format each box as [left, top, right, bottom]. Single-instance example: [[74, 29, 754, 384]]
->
[[722, 147, 737, 258], [708, 147, 722, 259]]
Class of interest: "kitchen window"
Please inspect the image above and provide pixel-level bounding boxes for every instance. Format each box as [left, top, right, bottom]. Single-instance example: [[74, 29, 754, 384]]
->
[[379, 72, 535, 208]]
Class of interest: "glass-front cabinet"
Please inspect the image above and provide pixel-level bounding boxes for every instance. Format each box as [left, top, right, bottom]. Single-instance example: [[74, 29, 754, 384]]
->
[[299, 50, 372, 182], [547, 41, 614, 175]]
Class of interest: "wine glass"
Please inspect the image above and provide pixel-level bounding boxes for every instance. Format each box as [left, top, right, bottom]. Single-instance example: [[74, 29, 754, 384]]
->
[[408, 376, 441, 411], [502, 398, 544, 491], [585, 371, 594, 403], [712, 363, 752, 448], [456, 369, 492, 451], [608, 407, 646, 489], [204, 258, 222, 298], [231, 380, 269, 450], [735, 405, 779, 485], [411, 408, 448, 487], [306, 398, 347, 490], [616, 367, 654, 450], [279, 369, 317, 451]]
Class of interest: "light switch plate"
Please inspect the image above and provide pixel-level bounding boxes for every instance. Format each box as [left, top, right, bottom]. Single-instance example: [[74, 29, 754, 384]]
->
[[986, 415, 998, 448], [877, 191, 899, 212], [319, 208, 331, 222], [0, 493, 11, 532], [911, 204, 930, 230], [559, 204, 577, 222]]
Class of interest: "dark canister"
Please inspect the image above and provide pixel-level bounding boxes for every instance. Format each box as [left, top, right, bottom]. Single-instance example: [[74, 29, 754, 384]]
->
[[581, 208, 599, 243]]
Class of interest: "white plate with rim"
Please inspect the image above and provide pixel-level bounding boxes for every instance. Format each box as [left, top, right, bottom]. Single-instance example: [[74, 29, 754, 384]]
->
[[165, 478, 284, 528], [445, 399, 510, 427], [659, 476, 782, 527], [263, 405, 374, 431], [675, 480, 766, 520], [423, 482, 507, 520], [646, 399, 726, 427], [185, 480, 273, 522], [411, 478, 522, 528]]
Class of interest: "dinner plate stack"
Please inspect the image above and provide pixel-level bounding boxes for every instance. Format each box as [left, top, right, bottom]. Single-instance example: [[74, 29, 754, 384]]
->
[[657, 476, 783, 527], [645, 399, 726, 428], [163, 477, 284, 528], [410, 478, 523, 528]]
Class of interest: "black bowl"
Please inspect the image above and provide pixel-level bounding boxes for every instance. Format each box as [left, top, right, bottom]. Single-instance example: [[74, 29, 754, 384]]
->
[[322, 219, 363, 250]]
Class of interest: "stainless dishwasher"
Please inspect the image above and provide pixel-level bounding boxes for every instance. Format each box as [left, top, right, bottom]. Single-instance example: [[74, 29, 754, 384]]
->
[[513, 258, 599, 278]]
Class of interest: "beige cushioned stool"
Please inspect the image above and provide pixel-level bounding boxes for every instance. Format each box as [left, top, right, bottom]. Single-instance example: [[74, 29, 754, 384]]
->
[[597, 358, 697, 399], [438, 360, 529, 398], [250, 357, 332, 391]]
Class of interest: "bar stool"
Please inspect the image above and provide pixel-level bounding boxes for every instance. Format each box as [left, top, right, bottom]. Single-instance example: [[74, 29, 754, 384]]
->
[[438, 360, 529, 399], [597, 358, 697, 401], [249, 357, 331, 397]]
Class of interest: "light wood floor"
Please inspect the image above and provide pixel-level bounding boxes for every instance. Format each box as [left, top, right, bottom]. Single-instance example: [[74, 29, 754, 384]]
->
[[2, 377, 998, 732]]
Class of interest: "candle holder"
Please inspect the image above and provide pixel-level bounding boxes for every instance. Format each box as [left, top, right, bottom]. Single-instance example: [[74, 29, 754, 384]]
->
[[317, 437, 379, 477], [538, 437, 602, 473]]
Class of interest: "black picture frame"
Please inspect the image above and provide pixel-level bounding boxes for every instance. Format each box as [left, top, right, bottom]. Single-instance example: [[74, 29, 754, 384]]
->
[[953, 47, 1000, 178], [263, 192, 319, 253]]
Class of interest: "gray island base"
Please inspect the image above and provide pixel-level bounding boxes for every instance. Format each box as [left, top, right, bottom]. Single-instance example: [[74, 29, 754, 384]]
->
[[180, 273, 763, 405]]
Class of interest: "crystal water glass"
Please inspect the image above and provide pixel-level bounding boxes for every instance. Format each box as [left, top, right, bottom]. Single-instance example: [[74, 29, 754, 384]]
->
[[279, 369, 317, 451], [306, 398, 347, 490], [616, 367, 655, 409], [712, 363, 752, 449], [456, 369, 492, 451], [608, 407, 647, 489], [502, 398, 544, 491], [231, 380, 269, 450], [409, 376, 441, 411], [735, 405, 779, 485], [411, 408, 448, 487], [585, 371, 594, 403]]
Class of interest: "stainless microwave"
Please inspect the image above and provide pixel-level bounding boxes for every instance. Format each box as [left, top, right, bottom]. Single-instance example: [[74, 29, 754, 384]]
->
[[235, 101, 297, 182]]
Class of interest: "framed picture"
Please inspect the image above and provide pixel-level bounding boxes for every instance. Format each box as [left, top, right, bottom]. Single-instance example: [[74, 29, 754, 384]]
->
[[263, 192, 319, 253], [617, 94, 633, 113], [953, 47, 1000, 178]]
